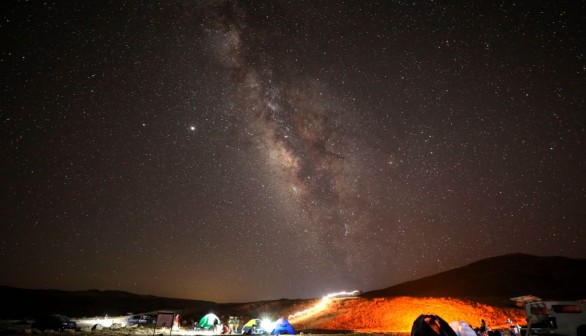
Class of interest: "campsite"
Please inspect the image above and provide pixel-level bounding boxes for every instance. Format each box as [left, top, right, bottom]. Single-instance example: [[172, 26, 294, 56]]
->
[[0, 296, 524, 336], [1, 255, 584, 336], [0, 289, 529, 336]]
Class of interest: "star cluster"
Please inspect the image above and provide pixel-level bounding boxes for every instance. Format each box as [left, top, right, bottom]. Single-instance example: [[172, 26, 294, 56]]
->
[[1, 0, 584, 302]]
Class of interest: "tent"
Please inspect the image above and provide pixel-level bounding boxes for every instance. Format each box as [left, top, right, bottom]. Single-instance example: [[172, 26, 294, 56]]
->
[[271, 318, 295, 335], [449, 321, 477, 336], [412, 314, 458, 336], [242, 319, 262, 334], [198, 313, 220, 329]]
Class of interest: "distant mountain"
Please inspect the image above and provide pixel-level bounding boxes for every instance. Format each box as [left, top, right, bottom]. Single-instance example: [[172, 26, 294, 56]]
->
[[0, 286, 214, 319], [3, 254, 584, 320], [362, 253, 586, 303]]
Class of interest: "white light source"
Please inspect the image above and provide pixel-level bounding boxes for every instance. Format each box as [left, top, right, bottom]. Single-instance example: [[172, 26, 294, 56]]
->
[[288, 290, 360, 320]]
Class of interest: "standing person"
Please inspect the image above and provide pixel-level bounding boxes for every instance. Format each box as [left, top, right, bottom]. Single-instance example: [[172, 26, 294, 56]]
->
[[507, 319, 519, 336], [235, 316, 241, 334], [228, 316, 237, 334], [480, 319, 487, 336]]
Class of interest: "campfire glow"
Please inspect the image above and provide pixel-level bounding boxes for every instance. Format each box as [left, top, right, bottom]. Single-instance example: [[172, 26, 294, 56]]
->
[[294, 296, 526, 333]]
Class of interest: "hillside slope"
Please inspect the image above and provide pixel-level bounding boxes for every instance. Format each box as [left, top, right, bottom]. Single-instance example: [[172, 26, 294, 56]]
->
[[0, 286, 214, 319], [293, 297, 525, 333], [362, 254, 586, 301], [2, 254, 584, 327]]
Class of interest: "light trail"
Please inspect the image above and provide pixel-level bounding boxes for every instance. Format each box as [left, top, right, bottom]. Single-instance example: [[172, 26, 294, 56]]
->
[[288, 290, 360, 321]]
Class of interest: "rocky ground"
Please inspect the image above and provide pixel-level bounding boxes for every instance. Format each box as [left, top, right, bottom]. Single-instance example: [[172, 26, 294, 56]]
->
[[0, 296, 523, 336]]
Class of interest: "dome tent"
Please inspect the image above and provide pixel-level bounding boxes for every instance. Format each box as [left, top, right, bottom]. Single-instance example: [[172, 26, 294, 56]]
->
[[198, 313, 220, 329], [242, 319, 262, 334], [271, 317, 295, 335], [412, 314, 457, 336], [449, 321, 477, 336]]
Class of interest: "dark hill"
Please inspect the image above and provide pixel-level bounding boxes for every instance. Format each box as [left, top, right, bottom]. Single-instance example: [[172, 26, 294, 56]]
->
[[362, 253, 586, 304], [0, 286, 215, 319]]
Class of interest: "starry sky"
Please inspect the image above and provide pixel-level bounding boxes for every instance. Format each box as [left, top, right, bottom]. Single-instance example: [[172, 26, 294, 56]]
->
[[1, 0, 585, 303]]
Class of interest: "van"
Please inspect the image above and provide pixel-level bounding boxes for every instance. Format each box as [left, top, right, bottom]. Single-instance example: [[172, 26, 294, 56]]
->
[[523, 301, 586, 336]]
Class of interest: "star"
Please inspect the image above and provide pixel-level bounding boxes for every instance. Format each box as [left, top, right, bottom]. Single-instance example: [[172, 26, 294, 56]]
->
[[0, 0, 583, 303]]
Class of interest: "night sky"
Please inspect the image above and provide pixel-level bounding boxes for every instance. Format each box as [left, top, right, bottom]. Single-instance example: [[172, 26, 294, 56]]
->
[[1, 1, 585, 303]]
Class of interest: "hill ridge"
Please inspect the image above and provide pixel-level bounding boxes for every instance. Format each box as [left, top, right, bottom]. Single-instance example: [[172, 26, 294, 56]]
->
[[362, 253, 586, 301], [2, 254, 585, 318]]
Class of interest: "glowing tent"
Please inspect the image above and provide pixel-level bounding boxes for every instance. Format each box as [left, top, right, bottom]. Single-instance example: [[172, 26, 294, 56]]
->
[[449, 321, 477, 336], [242, 319, 262, 334], [271, 318, 295, 335], [411, 314, 457, 336], [198, 313, 220, 329]]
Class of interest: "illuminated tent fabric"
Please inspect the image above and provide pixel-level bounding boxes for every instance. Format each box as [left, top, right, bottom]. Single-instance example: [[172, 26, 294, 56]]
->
[[242, 319, 262, 334], [198, 313, 220, 329], [271, 318, 295, 335], [449, 321, 477, 336], [411, 314, 457, 336]]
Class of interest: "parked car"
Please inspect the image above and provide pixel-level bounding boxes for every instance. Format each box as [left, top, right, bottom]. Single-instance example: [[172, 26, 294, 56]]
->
[[128, 314, 156, 326], [521, 301, 586, 336], [32, 315, 77, 331]]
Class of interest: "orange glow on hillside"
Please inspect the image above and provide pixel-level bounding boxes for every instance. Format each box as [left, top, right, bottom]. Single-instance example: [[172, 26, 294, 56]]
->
[[294, 297, 525, 333]]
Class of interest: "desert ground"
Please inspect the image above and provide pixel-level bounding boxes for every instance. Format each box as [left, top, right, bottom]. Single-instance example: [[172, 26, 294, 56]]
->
[[0, 296, 524, 336]]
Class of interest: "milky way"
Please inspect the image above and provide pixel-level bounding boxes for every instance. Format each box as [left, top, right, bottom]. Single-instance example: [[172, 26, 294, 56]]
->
[[199, 2, 379, 278], [1, 0, 584, 302]]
